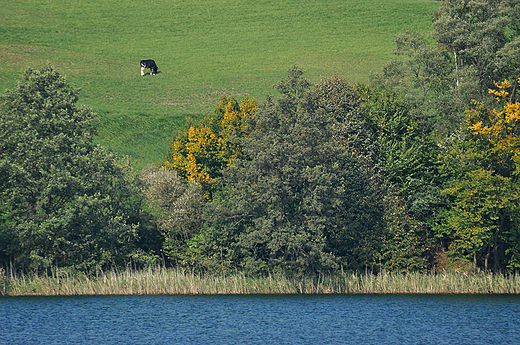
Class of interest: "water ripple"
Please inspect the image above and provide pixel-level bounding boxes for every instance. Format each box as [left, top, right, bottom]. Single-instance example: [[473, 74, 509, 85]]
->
[[1, 294, 519, 344]]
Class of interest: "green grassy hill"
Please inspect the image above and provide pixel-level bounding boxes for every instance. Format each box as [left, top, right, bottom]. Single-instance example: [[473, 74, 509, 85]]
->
[[0, 0, 438, 170]]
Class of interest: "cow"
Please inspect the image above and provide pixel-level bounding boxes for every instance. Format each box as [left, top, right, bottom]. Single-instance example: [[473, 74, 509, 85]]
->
[[140, 59, 158, 76]]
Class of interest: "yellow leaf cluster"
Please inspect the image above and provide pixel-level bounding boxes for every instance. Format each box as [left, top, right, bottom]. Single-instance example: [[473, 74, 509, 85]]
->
[[469, 79, 520, 170], [185, 125, 220, 184], [160, 96, 256, 198], [488, 80, 511, 102], [221, 96, 256, 140]]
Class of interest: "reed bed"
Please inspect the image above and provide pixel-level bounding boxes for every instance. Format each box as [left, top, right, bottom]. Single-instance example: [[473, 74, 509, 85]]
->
[[1, 267, 520, 296]]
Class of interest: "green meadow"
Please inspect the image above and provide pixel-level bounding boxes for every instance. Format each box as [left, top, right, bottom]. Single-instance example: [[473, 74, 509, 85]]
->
[[0, 0, 439, 169]]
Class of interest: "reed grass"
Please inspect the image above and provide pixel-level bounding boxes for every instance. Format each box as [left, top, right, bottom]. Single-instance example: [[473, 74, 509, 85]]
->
[[2, 267, 519, 296]]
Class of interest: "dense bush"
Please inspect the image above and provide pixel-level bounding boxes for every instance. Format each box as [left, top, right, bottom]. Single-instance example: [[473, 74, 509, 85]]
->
[[139, 164, 204, 267]]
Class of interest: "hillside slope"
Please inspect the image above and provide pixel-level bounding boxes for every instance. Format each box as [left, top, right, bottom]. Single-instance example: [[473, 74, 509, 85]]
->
[[0, 0, 438, 169]]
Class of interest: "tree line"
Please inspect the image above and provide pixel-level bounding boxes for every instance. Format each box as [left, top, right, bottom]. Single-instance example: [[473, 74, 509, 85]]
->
[[1, 0, 520, 274]]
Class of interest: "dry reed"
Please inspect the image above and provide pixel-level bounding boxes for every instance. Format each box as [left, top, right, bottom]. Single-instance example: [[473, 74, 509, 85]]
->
[[1, 267, 520, 296]]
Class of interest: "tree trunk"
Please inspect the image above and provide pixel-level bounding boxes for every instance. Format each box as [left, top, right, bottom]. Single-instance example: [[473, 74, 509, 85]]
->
[[453, 50, 459, 87], [493, 215, 506, 273]]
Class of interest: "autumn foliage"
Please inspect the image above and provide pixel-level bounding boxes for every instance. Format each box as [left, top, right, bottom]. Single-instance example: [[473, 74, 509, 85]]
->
[[160, 96, 257, 197], [440, 78, 520, 270], [468, 79, 520, 175]]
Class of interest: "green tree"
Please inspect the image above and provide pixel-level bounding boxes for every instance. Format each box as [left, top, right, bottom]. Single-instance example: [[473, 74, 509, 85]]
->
[[441, 169, 518, 270], [356, 85, 442, 207], [0, 66, 159, 272], [372, 31, 458, 133], [374, 0, 520, 135], [195, 68, 387, 275], [438, 79, 520, 270], [433, 0, 520, 99], [139, 164, 204, 266], [356, 85, 443, 271], [380, 193, 429, 272]]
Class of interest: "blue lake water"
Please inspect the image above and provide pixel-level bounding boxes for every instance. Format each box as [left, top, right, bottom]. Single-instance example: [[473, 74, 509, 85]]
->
[[1, 294, 519, 344]]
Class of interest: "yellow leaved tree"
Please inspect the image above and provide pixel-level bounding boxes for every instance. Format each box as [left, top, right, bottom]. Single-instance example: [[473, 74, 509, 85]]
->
[[468, 79, 520, 175], [160, 96, 256, 198], [439, 78, 520, 270]]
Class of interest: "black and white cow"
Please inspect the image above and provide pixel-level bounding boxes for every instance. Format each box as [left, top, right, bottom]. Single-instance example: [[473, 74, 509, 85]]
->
[[140, 59, 158, 76]]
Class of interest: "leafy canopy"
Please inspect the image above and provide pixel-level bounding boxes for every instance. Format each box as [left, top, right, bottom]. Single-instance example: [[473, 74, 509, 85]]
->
[[0, 66, 159, 271], [439, 78, 520, 270], [193, 68, 402, 275]]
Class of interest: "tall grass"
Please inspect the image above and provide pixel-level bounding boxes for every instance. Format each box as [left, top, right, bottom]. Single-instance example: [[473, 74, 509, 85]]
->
[[2, 267, 519, 296], [0, 0, 439, 169]]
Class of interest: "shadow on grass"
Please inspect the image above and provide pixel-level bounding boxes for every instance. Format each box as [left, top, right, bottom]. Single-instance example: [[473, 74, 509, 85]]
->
[[140, 71, 162, 76]]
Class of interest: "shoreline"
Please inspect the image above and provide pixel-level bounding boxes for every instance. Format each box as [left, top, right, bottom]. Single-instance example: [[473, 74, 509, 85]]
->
[[2, 268, 520, 296]]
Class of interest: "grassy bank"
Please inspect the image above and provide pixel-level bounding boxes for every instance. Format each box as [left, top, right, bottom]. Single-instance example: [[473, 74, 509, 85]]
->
[[2, 267, 520, 296], [0, 0, 439, 169]]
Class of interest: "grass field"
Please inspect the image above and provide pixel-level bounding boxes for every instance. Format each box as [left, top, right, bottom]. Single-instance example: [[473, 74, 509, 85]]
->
[[0, 0, 439, 169]]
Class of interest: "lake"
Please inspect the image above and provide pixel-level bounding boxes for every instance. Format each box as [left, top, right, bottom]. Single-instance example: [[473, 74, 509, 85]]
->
[[1, 294, 519, 344]]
